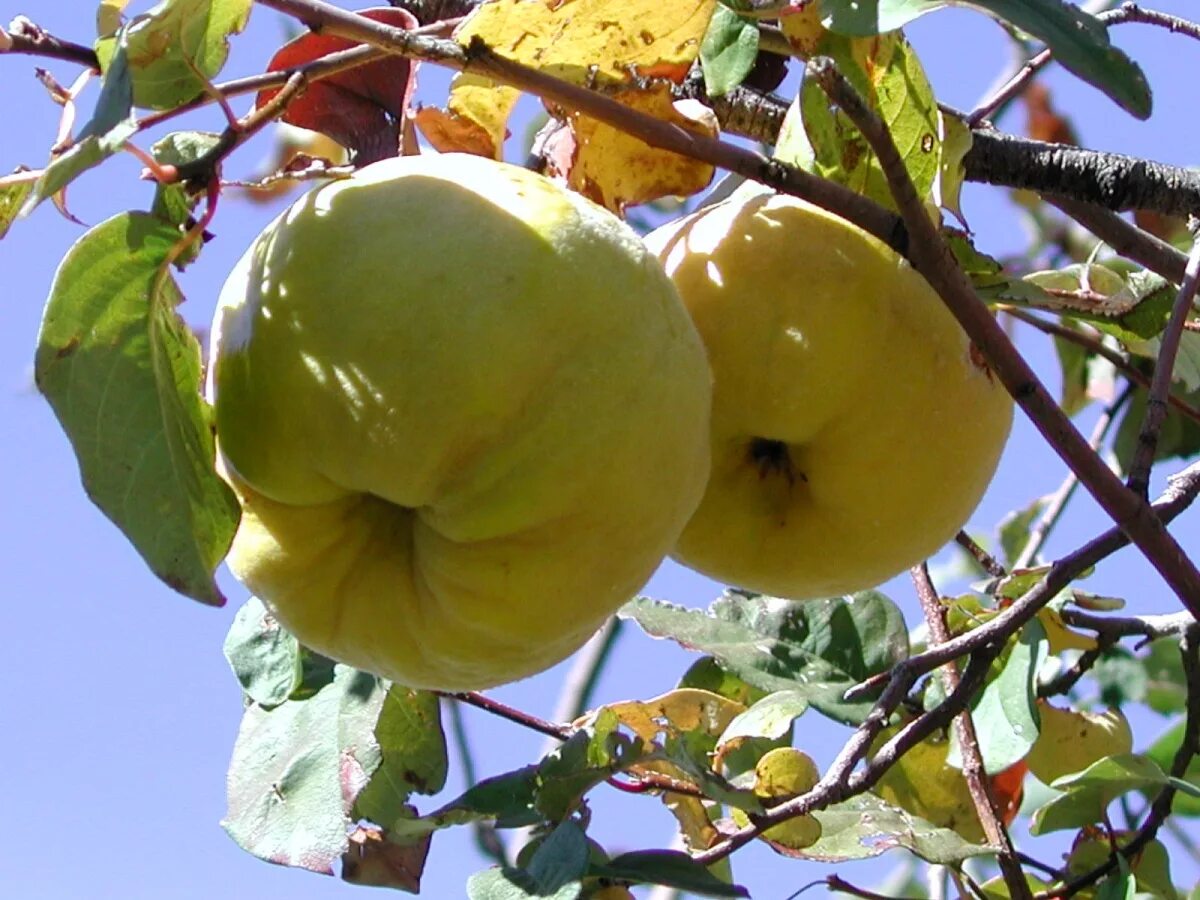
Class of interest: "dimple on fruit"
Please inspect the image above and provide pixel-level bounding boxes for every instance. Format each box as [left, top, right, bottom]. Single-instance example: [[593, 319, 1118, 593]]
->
[[207, 152, 712, 691], [644, 187, 1013, 600]]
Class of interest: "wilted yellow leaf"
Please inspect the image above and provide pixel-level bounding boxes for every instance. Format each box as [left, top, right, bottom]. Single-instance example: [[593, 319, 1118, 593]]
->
[[554, 89, 717, 211], [599, 688, 744, 741], [415, 0, 718, 207], [460, 0, 715, 85]]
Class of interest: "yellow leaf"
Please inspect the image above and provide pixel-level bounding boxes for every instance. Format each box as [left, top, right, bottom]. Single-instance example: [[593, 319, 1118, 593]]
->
[[420, 0, 718, 208], [557, 89, 717, 211], [871, 727, 986, 843], [600, 688, 744, 741], [458, 0, 716, 86]]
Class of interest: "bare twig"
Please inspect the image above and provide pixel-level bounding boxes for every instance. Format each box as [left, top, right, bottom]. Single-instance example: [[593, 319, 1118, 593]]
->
[[1005, 310, 1200, 427], [969, 3, 1200, 126], [911, 563, 1030, 899], [804, 55, 1200, 613], [966, 130, 1200, 218], [1013, 386, 1131, 569], [1125, 233, 1200, 496], [956, 531, 1008, 578], [1047, 198, 1190, 285], [442, 691, 572, 740], [1, 17, 99, 69]]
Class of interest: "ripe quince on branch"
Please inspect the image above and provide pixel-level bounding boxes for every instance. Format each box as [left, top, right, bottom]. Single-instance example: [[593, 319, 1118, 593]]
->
[[645, 186, 1013, 599], [207, 152, 713, 691]]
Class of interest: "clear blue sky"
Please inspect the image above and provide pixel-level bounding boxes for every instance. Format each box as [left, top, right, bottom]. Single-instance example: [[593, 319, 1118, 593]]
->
[[2, 2, 1199, 898]]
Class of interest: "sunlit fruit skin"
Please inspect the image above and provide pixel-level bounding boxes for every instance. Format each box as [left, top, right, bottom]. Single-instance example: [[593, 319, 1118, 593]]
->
[[1025, 703, 1133, 785], [644, 189, 1013, 599], [208, 152, 712, 691]]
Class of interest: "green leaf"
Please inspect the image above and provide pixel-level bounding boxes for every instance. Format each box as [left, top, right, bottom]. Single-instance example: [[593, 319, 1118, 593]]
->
[[816, 0, 1151, 119], [1142, 637, 1187, 716], [948, 618, 1046, 775], [591, 850, 750, 897], [224, 667, 390, 873], [534, 729, 638, 822], [804, 794, 996, 864], [791, 31, 940, 209], [1091, 645, 1149, 708], [717, 690, 808, 749], [390, 767, 543, 842], [150, 131, 222, 235], [353, 687, 447, 826], [700, 6, 759, 97], [96, 0, 252, 110], [468, 820, 591, 899], [1114, 385, 1200, 477], [22, 24, 136, 217], [622, 590, 909, 725], [1145, 719, 1200, 816], [0, 172, 33, 239], [224, 596, 301, 707], [678, 656, 767, 707], [466, 869, 581, 900], [1031, 753, 1169, 834], [997, 496, 1046, 568], [35, 213, 239, 605]]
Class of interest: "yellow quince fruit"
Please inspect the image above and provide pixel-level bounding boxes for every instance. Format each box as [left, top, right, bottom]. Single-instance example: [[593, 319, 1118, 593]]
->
[[208, 152, 712, 690], [644, 189, 1012, 599]]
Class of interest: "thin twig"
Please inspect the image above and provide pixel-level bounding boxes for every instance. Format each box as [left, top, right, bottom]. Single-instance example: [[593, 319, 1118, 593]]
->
[[956, 531, 1008, 578], [444, 699, 509, 866], [1126, 233, 1200, 496], [442, 692, 572, 740], [0, 17, 100, 69], [804, 55, 1200, 613], [1013, 386, 1131, 569], [1005, 309, 1200, 427], [1047, 198, 1190, 285], [969, 3, 1200, 126], [911, 563, 1030, 900]]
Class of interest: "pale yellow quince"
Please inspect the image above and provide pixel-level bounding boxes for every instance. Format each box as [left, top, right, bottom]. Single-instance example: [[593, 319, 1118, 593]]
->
[[208, 153, 712, 690], [644, 188, 1013, 599]]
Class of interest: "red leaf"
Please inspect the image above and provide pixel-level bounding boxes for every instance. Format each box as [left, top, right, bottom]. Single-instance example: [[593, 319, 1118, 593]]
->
[[257, 8, 418, 164]]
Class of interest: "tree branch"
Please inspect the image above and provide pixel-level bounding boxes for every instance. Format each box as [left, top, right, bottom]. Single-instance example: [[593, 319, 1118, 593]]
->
[[804, 55, 1200, 613], [967, 130, 1200, 218], [0, 17, 99, 70], [1125, 232, 1200, 496], [912, 563, 1031, 900]]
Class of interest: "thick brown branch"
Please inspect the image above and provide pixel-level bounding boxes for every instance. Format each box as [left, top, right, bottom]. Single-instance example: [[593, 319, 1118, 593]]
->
[[967, 130, 1200, 218]]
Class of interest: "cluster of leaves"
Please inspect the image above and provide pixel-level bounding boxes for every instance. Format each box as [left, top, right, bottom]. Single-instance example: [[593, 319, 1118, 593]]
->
[[6, 0, 1200, 897]]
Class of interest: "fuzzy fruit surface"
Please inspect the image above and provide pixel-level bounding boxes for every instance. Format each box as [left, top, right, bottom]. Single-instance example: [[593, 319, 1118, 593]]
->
[[645, 187, 1013, 599], [208, 153, 712, 690]]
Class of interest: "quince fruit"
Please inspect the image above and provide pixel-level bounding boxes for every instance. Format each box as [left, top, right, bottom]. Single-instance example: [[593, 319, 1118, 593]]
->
[[207, 153, 712, 690], [1025, 702, 1133, 785], [644, 189, 1013, 598], [731, 746, 822, 851]]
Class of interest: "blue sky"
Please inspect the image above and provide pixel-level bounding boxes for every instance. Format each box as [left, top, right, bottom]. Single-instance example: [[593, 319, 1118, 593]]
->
[[2, 2, 1199, 898]]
